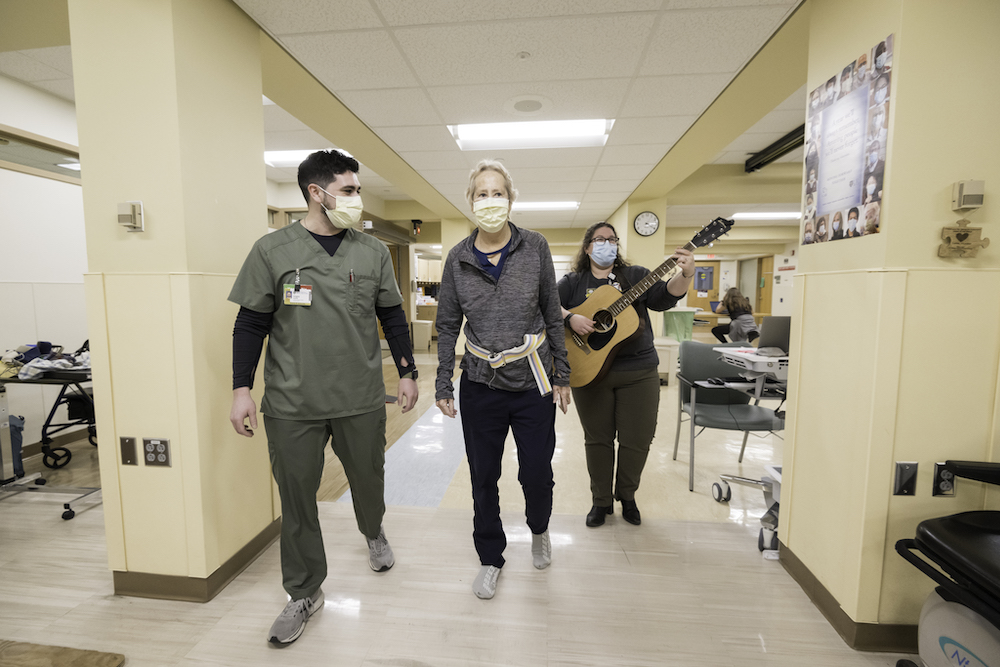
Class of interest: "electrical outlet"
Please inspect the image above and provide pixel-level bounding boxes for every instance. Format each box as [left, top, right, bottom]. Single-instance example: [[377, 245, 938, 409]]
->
[[933, 462, 956, 497], [894, 461, 918, 496], [120, 437, 137, 465], [143, 438, 171, 467]]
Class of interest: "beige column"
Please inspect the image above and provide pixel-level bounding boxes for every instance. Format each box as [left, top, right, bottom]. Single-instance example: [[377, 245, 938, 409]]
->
[[780, 0, 1000, 649], [622, 197, 670, 336], [70, 0, 276, 601]]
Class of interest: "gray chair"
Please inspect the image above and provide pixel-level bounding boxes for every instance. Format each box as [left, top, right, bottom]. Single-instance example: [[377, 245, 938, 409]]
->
[[673, 341, 784, 491]]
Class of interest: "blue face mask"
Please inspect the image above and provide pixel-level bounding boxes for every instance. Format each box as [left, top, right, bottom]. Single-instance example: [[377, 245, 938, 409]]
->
[[590, 241, 618, 268]]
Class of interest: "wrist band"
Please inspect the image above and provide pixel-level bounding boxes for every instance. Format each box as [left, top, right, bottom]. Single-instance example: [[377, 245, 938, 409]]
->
[[564, 313, 574, 328]]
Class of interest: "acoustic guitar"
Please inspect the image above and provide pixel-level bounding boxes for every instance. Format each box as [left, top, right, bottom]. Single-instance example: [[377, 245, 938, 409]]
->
[[565, 217, 734, 388]]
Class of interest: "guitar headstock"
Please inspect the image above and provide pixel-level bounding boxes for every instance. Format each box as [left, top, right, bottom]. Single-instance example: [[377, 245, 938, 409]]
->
[[691, 217, 734, 248]]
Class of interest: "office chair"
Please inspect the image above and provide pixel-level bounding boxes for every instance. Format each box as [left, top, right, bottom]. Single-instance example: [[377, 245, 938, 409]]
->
[[673, 341, 784, 492]]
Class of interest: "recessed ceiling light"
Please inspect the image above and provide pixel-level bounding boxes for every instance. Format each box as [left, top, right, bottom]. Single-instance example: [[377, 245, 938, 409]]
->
[[449, 119, 613, 151], [512, 201, 580, 211], [731, 212, 801, 220]]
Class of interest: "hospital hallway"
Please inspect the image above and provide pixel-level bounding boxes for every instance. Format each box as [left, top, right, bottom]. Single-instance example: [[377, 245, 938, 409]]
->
[[1, 339, 918, 666]]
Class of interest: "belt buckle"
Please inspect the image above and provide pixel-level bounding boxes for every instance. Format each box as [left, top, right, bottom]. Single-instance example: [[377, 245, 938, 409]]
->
[[488, 351, 507, 368]]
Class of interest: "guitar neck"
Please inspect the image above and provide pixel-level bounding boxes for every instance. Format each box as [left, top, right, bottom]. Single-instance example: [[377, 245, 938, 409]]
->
[[609, 241, 697, 316]]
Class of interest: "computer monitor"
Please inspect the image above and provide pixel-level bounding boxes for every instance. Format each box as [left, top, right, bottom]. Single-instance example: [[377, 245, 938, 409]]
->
[[757, 316, 791, 354]]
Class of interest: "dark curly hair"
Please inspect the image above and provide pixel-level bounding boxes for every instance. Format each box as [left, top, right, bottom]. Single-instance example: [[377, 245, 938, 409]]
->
[[297, 149, 360, 202], [571, 222, 631, 274]]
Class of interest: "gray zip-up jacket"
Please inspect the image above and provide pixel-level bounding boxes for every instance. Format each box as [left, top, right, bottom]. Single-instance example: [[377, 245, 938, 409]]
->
[[435, 224, 569, 400]]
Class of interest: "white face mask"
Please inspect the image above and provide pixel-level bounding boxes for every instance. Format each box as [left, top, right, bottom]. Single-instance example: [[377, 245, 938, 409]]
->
[[867, 183, 876, 196], [873, 114, 884, 128], [319, 188, 363, 229], [857, 66, 867, 79], [869, 152, 878, 165], [818, 225, 826, 236], [804, 232, 813, 243], [875, 89, 887, 104], [849, 217, 858, 232], [473, 197, 510, 233], [876, 54, 886, 69], [811, 98, 819, 109], [833, 219, 841, 231]]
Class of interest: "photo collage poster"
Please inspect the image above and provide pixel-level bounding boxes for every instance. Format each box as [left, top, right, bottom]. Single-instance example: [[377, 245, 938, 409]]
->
[[802, 35, 893, 245]]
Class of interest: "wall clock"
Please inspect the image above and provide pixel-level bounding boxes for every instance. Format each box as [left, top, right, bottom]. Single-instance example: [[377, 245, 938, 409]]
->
[[633, 211, 659, 237]]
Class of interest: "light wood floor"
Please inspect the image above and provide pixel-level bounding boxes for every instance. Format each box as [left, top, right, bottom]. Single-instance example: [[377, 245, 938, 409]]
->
[[0, 332, 920, 665]]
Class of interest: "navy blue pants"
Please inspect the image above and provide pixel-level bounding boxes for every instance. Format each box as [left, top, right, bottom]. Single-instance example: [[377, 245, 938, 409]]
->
[[460, 375, 556, 568]]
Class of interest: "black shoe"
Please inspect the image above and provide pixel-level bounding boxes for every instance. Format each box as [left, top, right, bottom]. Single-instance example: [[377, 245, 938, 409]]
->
[[620, 499, 641, 525], [586, 505, 613, 527]]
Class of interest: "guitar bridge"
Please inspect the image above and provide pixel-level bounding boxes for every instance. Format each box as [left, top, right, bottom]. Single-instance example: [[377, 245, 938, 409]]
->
[[571, 332, 590, 354]]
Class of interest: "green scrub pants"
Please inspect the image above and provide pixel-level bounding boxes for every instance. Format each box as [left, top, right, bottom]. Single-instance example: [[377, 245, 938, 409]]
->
[[570, 366, 660, 507], [264, 407, 387, 599]]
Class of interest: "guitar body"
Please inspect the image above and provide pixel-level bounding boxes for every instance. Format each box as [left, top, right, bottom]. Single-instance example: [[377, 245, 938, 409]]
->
[[565, 284, 642, 388]]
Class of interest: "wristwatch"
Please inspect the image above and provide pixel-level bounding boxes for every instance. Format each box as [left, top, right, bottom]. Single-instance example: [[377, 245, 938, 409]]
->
[[401, 368, 418, 380], [564, 313, 575, 328]]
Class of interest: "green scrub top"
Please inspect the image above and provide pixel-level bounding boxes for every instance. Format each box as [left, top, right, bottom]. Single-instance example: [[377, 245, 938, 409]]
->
[[228, 222, 402, 420]]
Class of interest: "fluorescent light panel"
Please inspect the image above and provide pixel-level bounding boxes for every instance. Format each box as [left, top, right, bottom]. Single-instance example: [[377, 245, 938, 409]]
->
[[450, 119, 612, 151], [58, 163, 81, 171], [731, 211, 801, 220], [512, 201, 580, 211]]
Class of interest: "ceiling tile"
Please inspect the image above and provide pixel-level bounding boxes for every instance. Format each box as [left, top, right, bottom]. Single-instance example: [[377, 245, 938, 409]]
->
[[504, 166, 596, 183], [397, 150, 471, 171], [516, 182, 586, 198], [0, 51, 67, 82], [282, 31, 417, 90], [586, 180, 639, 193], [234, 0, 382, 34], [29, 79, 75, 102], [337, 88, 442, 126], [393, 15, 655, 87], [425, 79, 630, 125], [598, 143, 671, 167], [373, 0, 661, 26], [582, 193, 632, 204], [640, 6, 791, 76], [620, 73, 733, 117], [462, 147, 603, 170], [19, 47, 73, 76], [372, 125, 457, 153], [605, 116, 694, 146]]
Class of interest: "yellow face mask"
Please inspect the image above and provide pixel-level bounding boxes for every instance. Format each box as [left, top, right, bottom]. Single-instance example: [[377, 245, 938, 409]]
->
[[472, 198, 509, 233]]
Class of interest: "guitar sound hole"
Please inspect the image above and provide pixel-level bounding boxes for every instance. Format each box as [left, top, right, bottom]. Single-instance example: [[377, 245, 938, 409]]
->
[[593, 310, 614, 333]]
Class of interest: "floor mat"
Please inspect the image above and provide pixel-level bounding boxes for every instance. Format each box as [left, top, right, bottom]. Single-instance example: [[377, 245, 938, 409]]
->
[[0, 640, 125, 667]]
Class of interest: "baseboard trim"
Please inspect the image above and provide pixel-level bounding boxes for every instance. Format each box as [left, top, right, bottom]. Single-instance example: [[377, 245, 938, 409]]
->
[[114, 517, 281, 602], [779, 541, 917, 653]]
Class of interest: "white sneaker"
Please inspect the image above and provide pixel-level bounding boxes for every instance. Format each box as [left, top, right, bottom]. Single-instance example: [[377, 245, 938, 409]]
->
[[473, 565, 501, 599], [531, 530, 551, 569], [367, 526, 395, 572], [267, 588, 324, 646]]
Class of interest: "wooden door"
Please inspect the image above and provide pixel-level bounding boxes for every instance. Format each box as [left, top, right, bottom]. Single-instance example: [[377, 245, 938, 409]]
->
[[756, 256, 773, 315]]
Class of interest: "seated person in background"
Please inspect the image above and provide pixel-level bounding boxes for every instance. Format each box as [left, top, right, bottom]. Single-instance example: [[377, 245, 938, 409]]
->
[[712, 288, 759, 344]]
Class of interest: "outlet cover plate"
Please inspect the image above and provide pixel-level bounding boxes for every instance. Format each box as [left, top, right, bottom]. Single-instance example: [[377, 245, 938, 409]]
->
[[143, 438, 171, 467], [894, 461, 918, 496]]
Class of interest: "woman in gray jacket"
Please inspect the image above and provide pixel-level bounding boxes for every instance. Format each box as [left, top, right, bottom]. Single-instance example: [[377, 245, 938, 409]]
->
[[435, 159, 571, 600]]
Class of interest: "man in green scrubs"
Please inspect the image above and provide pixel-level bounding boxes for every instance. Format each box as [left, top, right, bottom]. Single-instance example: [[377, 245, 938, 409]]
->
[[228, 149, 418, 646]]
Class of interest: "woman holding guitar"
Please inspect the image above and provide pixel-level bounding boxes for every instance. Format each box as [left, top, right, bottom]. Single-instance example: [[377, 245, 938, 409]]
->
[[558, 222, 695, 527]]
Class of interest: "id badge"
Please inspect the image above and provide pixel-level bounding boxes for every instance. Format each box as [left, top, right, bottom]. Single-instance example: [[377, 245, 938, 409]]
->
[[283, 284, 312, 306]]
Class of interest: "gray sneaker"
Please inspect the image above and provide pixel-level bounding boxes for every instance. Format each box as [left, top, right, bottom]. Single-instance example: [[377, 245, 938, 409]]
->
[[268, 588, 323, 646], [531, 530, 551, 569], [473, 565, 501, 599], [367, 527, 395, 572]]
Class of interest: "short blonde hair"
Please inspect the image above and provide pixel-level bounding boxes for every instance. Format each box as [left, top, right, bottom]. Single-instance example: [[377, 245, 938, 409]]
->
[[466, 159, 518, 209]]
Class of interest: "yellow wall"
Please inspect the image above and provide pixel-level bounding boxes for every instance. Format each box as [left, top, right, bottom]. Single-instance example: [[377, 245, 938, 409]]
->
[[71, 0, 274, 578], [782, 0, 1000, 625]]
